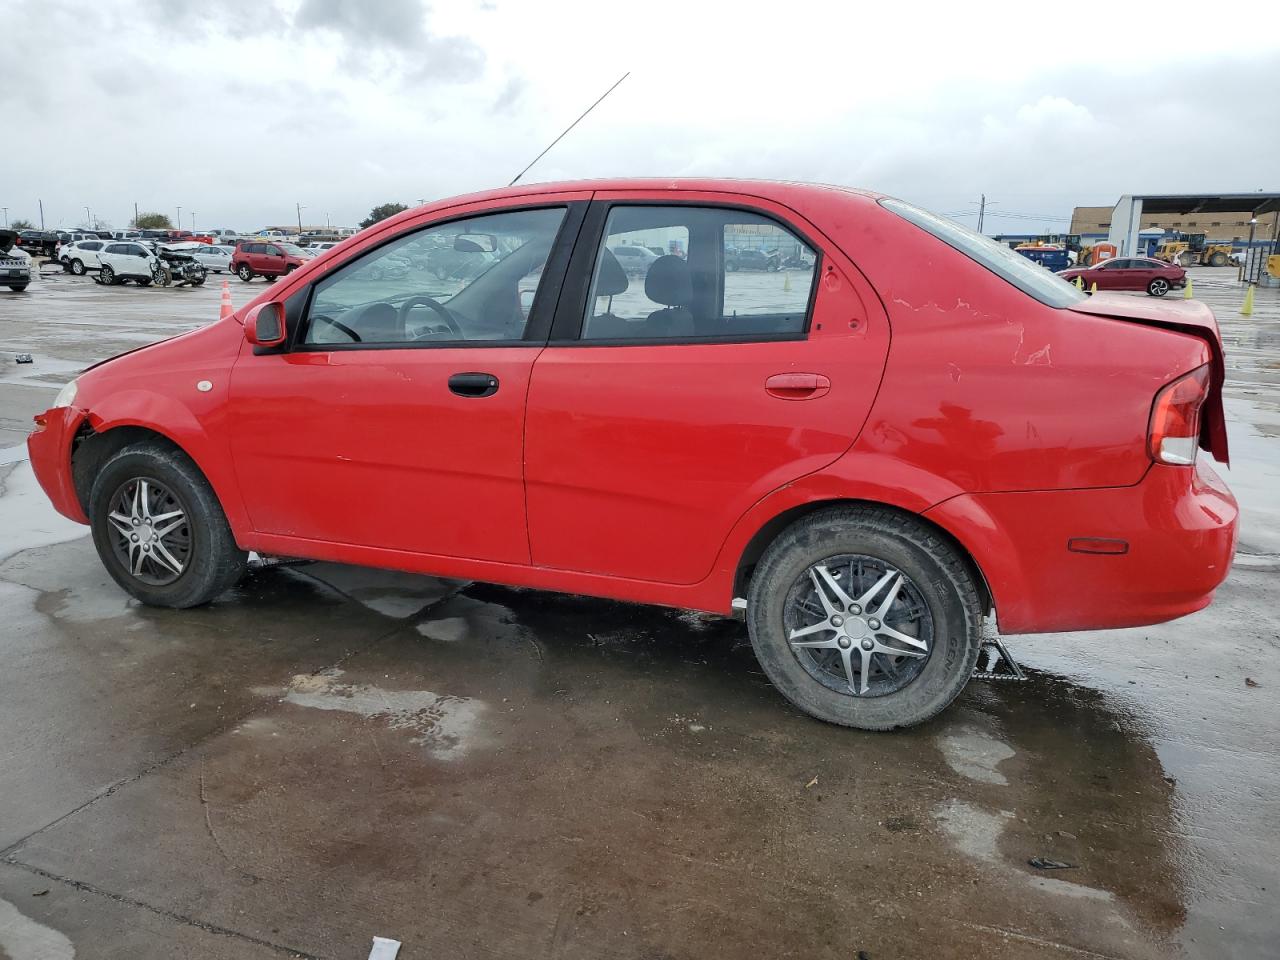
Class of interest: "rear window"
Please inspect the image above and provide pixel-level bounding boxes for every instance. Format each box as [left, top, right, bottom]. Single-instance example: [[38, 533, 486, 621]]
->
[[881, 198, 1086, 309]]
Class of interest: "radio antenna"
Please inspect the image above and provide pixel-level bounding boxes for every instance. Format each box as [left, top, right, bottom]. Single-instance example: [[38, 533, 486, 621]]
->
[[509, 71, 630, 186]]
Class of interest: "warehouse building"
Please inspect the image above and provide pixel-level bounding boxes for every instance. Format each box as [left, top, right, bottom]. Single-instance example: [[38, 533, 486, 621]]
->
[[1068, 193, 1280, 257]]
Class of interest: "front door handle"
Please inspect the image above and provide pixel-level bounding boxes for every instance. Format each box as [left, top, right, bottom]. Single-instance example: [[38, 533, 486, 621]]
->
[[448, 372, 500, 398], [765, 372, 831, 400]]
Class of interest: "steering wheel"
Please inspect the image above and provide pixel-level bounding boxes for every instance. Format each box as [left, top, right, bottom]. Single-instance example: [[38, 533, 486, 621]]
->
[[311, 314, 362, 342], [399, 295, 463, 339]]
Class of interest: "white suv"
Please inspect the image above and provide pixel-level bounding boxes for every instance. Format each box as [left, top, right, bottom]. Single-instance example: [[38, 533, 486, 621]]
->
[[61, 239, 108, 275], [97, 242, 160, 285]]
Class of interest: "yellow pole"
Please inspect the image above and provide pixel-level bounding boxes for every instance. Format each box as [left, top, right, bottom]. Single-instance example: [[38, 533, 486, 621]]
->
[[1183, 278, 1194, 299], [783, 270, 792, 292], [1241, 284, 1255, 317]]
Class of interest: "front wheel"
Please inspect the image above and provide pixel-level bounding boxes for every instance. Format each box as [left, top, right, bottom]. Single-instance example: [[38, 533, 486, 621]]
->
[[746, 506, 982, 730], [99, 265, 116, 285], [1147, 278, 1170, 297], [237, 264, 254, 281], [89, 443, 248, 608], [1209, 252, 1228, 267]]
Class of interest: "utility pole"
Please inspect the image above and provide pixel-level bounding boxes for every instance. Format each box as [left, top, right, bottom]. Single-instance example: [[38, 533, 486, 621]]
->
[[39, 199, 45, 230], [977, 194, 986, 234], [133, 202, 139, 229], [2, 208, 7, 229], [84, 206, 91, 228], [176, 206, 182, 231], [191, 212, 196, 233], [296, 202, 305, 236]]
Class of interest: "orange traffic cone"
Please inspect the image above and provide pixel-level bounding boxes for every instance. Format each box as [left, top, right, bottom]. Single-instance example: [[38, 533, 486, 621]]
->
[[219, 279, 234, 320]]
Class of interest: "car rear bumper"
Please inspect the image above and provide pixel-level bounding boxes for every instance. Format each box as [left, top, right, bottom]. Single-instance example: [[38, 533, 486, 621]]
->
[[27, 405, 89, 524], [926, 459, 1238, 634]]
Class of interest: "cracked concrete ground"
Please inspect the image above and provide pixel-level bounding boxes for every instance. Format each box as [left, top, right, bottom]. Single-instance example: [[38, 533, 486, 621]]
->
[[0, 266, 1277, 958]]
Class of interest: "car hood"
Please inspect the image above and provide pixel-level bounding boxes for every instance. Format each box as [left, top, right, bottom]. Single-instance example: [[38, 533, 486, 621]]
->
[[1069, 293, 1229, 465], [0, 230, 15, 254]]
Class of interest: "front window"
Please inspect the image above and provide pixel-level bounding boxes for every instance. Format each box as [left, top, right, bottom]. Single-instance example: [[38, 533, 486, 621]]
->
[[302, 206, 566, 346], [881, 199, 1086, 309], [581, 206, 817, 341]]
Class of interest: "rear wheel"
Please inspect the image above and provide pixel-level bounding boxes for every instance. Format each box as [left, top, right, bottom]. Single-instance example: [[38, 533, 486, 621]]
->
[[135, 276, 152, 287], [70, 258, 85, 275], [1147, 278, 1170, 297], [237, 264, 254, 281], [8, 284, 28, 292], [746, 505, 982, 730], [89, 443, 247, 608]]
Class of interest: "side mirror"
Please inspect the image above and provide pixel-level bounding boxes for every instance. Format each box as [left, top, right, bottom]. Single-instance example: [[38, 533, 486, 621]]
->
[[244, 302, 286, 348]]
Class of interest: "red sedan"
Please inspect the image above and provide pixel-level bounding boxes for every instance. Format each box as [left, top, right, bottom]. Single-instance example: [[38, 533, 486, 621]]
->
[[1059, 256, 1187, 297], [27, 180, 1236, 730]]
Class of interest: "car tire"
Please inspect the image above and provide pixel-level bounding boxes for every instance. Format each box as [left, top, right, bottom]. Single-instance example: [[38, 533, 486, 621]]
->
[[746, 505, 982, 730], [285, 265, 297, 274], [136, 276, 152, 287], [264, 275, 277, 282], [237, 264, 254, 282], [1147, 278, 1170, 297], [70, 258, 85, 276], [8, 285, 28, 292], [1209, 252, 1228, 267], [99, 265, 116, 285], [89, 443, 248, 609]]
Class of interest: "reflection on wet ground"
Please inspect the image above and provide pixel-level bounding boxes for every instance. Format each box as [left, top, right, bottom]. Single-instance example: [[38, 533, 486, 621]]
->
[[1, 266, 1278, 957]]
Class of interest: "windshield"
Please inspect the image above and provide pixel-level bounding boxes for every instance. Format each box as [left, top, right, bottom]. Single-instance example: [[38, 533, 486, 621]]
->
[[881, 198, 1086, 308]]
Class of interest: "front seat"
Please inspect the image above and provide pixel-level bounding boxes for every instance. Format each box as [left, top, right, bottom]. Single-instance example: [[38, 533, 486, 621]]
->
[[643, 256, 694, 337]]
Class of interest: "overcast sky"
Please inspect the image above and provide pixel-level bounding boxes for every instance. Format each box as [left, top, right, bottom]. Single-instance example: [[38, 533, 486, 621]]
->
[[7, 0, 1280, 234]]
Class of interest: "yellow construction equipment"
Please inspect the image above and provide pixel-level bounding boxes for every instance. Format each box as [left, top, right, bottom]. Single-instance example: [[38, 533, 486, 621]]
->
[[1153, 233, 1234, 267]]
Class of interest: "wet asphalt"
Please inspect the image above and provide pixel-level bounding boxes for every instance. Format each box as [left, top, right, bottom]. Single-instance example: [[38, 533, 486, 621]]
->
[[0, 264, 1277, 959]]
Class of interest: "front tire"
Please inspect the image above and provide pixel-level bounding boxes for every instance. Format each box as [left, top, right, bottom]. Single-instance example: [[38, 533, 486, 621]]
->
[[89, 443, 248, 608], [746, 505, 982, 730], [1147, 278, 1170, 297], [99, 265, 116, 285], [1209, 252, 1227, 267]]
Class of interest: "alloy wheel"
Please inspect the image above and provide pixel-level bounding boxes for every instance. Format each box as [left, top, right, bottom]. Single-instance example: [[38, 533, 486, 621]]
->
[[105, 477, 192, 586], [782, 554, 934, 697]]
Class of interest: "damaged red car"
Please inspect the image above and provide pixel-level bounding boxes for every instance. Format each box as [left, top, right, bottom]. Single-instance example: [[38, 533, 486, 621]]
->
[[28, 180, 1237, 730]]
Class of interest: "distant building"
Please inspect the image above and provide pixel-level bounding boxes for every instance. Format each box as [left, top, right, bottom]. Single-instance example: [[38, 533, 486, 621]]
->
[[1070, 205, 1276, 242], [1068, 194, 1280, 257]]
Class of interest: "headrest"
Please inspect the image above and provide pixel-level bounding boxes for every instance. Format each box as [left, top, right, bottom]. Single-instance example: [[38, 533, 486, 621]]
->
[[595, 249, 628, 297], [644, 255, 691, 307]]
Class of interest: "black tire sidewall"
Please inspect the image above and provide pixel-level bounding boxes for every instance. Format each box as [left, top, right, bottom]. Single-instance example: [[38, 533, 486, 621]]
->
[[237, 264, 253, 281], [1148, 280, 1168, 297], [89, 446, 246, 608], [747, 510, 979, 730]]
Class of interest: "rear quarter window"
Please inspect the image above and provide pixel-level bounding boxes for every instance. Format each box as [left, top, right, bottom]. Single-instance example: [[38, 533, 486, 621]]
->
[[881, 199, 1086, 309]]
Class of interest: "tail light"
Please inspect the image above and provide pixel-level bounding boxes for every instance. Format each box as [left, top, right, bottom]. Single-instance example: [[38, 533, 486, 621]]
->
[[1149, 365, 1209, 465]]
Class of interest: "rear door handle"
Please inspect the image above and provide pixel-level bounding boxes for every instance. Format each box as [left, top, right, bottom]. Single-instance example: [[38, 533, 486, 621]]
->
[[765, 372, 831, 400], [448, 372, 500, 398]]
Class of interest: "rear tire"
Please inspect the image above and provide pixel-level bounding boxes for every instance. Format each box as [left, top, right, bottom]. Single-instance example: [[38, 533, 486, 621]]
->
[[746, 505, 982, 730], [1147, 278, 1170, 297], [237, 264, 254, 281], [8, 284, 28, 292], [70, 258, 85, 275], [89, 443, 248, 608]]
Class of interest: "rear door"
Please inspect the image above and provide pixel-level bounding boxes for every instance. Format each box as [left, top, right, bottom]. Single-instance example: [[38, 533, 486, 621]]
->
[[523, 194, 891, 584]]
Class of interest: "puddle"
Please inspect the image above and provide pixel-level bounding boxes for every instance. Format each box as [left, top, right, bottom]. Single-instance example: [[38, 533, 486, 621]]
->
[[937, 726, 1015, 785], [0, 461, 86, 565], [0, 896, 75, 960], [282, 669, 485, 761]]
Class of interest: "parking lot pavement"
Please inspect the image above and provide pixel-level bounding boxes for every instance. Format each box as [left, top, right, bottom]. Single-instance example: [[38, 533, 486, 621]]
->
[[1, 266, 1278, 958]]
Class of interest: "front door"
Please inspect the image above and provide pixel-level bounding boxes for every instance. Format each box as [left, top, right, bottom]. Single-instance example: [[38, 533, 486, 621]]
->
[[523, 196, 891, 584], [227, 201, 582, 563]]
